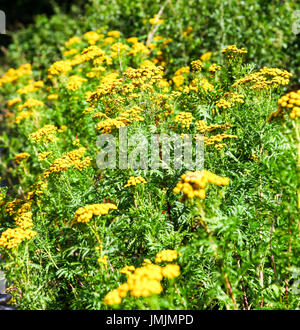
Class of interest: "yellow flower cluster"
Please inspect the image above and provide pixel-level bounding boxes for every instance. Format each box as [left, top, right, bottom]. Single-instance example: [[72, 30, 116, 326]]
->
[[15, 111, 31, 124], [17, 98, 44, 111], [209, 63, 221, 73], [216, 99, 231, 110], [0, 227, 37, 249], [107, 30, 121, 38], [196, 120, 232, 133], [222, 45, 248, 59], [47, 94, 59, 100], [96, 118, 126, 134], [198, 78, 214, 92], [73, 203, 117, 224], [48, 60, 73, 77], [232, 67, 293, 90], [5, 199, 23, 216], [14, 212, 34, 229], [124, 176, 147, 187], [81, 45, 105, 61], [155, 249, 178, 263], [172, 75, 185, 87], [124, 66, 163, 89], [63, 49, 79, 57], [104, 261, 180, 305], [8, 97, 21, 107], [83, 31, 102, 45], [119, 106, 144, 124], [110, 42, 129, 58], [17, 80, 44, 94], [190, 59, 203, 72], [204, 133, 238, 147], [200, 52, 213, 61], [43, 147, 91, 178], [65, 36, 81, 48], [97, 255, 108, 267], [174, 67, 190, 76], [88, 73, 122, 102], [66, 75, 87, 91], [0, 63, 32, 87], [216, 92, 244, 110], [14, 152, 31, 164], [28, 125, 58, 143], [174, 111, 194, 129], [149, 14, 164, 25], [267, 89, 300, 121], [173, 170, 230, 199]]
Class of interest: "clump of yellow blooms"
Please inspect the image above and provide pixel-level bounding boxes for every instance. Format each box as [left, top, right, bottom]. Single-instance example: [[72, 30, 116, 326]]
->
[[48, 60, 73, 77], [17, 98, 44, 111], [0, 227, 37, 249], [124, 176, 147, 187], [107, 30, 121, 38], [14, 152, 30, 164], [155, 249, 178, 263], [63, 48, 79, 57], [88, 73, 122, 103], [5, 199, 23, 216], [17, 80, 44, 94], [209, 63, 221, 73], [104, 256, 180, 305], [204, 133, 238, 148], [174, 111, 194, 129], [173, 170, 230, 200], [15, 111, 31, 124], [222, 45, 248, 59], [174, 66, 190, 76], [123, 66, 163, 90], [149, 14, 164, 25], [43, 147, 91, 178], [110, 42, 129, 58], [0, 63, 32, 87], [216, 99, 232, 110], [216, 92, 244, 110], [65, 36, 81, 48], [38, 151, 52, 160], [190, 59, 203, 72], [73, 203, 117, 224], [232, 67, 292, 90], [97, 255, 108, 269], [200, 52, 213, 61], [47, 94, 59, 100], [267, 89, 300, 121], [121, 265, 136, 275], [8, 97, 21, 108], [14, 212, 34, 229], [81, 45, 105, 62], [28, 125, 59, 143], [198, 78, 214, 92], [83, 31, 102, 45], [196, 120, 232, 133], [162, 264, 181, 279], [66, 75, 87, 91]]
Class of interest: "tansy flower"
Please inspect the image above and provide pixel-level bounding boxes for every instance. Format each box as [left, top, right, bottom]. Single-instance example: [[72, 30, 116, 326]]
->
[[155, 249, 178, 263], [124, 176, 147, 187], [162, 264, 180, 279], [14, 152, 30, 164], [73, 203, 117, 224], [173, 170, 230, 200]]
